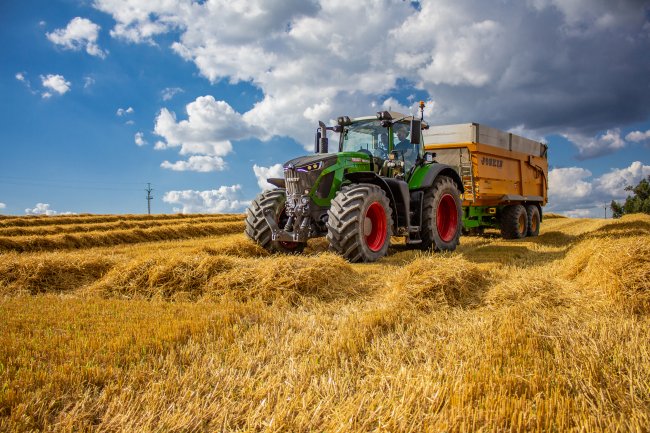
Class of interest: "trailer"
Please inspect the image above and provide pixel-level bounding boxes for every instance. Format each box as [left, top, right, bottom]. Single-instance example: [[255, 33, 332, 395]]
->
[[423, 123, 548, 239]]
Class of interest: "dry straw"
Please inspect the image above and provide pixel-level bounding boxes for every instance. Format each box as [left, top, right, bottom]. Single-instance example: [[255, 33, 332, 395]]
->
[[563, 234, 650, 314], [0, 252, 116, 295], [87, 251, 363, 305], [0, 214, 242, 237], [1, 212, 649, 432], [0, 213, 243, 228], [0, 221, 244, 252]]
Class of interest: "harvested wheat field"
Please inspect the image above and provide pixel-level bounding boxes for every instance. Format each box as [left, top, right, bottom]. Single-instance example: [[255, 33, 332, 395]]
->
[[1, 213, 649, 432]]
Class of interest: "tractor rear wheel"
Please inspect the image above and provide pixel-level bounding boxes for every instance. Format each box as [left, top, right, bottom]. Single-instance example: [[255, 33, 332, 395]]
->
[[326, 184, 393, 263], [419, 175, 462, 251], [526, 204, 541, 237], [245, 189, 306, 254], [500, 204, 528, 239]]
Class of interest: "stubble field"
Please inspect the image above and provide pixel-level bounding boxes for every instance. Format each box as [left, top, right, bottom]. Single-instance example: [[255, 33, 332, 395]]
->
[[0, 212, 649, 432]]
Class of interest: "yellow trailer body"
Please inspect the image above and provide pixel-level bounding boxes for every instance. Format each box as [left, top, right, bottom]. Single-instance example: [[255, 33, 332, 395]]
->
[[422, 123, 548, 238]]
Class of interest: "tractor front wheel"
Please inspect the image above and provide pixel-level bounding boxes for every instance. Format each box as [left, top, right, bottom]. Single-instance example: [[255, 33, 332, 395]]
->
[[245, 189, 306, 254], [326, 184, 393, 263], [419, 175, 463, 251]]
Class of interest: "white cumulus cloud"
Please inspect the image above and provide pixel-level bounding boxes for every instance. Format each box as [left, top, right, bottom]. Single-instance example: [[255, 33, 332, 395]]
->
[[83, 76, 96, 89], [41, 74, 71, 98], [547, 161, 650, 217], [563, 129, 626, 159], [162, 185, 249, 213], [93, 0, 650, 158], [161, 87, 184, 101], [117, 106, 134, 116], [134, 132, 146, 146], [161, 155, 226, 172], [25, 203, 76, 216], [154, 95, 263, 170], [625, 129, 650, 143], [0, 202, 6, 210], [253, 164, 284, 191], [595, 161, 650, 197], [15, 72, 37, 94], [548, 167, 594, 201], [46, 17, 107, 58]]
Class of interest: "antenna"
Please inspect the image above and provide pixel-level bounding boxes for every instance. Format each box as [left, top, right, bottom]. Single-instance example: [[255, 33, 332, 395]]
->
[[145, 183, 153, 215]]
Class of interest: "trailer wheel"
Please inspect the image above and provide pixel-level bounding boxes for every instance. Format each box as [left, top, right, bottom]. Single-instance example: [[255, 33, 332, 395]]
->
[[526, 204, 541, 237], [245, 189, 305, 254], [419, 175, 462, 251], [326, 184, 393, 263], [500, 204, 528, 239]]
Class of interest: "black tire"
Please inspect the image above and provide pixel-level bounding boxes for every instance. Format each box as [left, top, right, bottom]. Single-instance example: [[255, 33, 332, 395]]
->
[[420, 176, 463, 251], [245, 189, 306, 254], [326, 184, 393, 263], [526, 204, 541, 237], [500, 204, 528, 239]]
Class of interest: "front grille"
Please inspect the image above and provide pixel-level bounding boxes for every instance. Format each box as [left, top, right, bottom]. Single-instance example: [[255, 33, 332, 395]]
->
[[284, 167, 321, 196], [285, 167, 301, 195]]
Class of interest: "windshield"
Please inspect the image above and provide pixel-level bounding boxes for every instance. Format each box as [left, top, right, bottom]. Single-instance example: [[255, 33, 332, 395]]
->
[[340, 120, 388, 159]]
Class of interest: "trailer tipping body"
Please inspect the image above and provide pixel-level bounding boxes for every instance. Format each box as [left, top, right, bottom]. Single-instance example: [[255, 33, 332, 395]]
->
[[423, 123, 548, 237]]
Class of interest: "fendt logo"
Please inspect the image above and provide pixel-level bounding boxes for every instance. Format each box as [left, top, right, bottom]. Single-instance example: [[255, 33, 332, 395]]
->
[[481, 157, 503, 168]]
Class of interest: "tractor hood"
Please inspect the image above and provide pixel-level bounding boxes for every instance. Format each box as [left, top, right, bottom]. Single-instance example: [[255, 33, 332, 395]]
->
[[283, 153, 338, 170]]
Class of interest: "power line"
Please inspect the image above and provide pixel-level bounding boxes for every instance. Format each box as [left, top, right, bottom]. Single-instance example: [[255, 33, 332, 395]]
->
[[0, 174, 145, 186], [0, 180, 142, 192]]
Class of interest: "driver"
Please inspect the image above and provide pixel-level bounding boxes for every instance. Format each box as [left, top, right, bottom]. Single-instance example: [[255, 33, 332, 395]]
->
[[394, 124, 411, 152], [393, 124, 418, 173]]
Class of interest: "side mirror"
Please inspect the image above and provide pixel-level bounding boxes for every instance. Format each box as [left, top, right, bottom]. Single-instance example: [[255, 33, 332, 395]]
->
[[410, 119, 421, 145]]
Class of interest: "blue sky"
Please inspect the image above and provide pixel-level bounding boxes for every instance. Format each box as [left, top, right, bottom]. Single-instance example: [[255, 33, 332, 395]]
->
[[1, 0, 649, 217]]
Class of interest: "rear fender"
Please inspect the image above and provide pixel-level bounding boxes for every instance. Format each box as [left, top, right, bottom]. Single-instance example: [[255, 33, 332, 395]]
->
[[417, 164, 464, 193]]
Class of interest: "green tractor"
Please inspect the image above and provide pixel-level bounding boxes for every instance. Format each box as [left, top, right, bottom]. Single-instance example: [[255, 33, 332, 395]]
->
[[245, 105, 464, 262]]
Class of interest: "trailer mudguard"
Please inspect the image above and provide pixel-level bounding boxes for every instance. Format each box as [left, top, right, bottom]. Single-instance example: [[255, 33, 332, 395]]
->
[[411, 163, 464, 193], [344, 172, 409, 229]]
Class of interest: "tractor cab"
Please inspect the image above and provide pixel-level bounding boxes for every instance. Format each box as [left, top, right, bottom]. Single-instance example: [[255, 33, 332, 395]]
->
[[338, 111, 425, 181]]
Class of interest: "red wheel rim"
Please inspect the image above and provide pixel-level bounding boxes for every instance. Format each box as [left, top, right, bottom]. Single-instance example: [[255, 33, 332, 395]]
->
[[364, 202, 387, 252], [436, 194, 458, 242]]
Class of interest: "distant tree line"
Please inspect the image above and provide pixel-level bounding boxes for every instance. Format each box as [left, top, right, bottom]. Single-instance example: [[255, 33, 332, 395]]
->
[[610, 175, 650, 218]]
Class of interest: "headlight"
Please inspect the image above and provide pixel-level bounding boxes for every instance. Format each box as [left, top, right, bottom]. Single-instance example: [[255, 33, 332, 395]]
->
[[297, 162, 322, 172]]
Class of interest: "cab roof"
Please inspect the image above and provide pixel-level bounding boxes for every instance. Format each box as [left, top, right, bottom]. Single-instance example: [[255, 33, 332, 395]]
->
[[350, 111, 429, 129]]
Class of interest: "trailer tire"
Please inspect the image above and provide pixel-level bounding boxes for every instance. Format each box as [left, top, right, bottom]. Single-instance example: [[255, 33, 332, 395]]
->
[[326, 184, 393, 263], [419, 175, 462, 251], [500, 204, 528, 239], [526, 204, 540, 237], [245, 189, 306, 254]]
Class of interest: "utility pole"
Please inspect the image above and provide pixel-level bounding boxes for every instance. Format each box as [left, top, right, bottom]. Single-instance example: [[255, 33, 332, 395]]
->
[[145, 183, 153, 215], [604, 205, 607, 219]]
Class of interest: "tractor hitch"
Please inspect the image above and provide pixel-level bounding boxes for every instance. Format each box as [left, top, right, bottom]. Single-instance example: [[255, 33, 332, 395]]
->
[[263, 209, 310, 243]]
